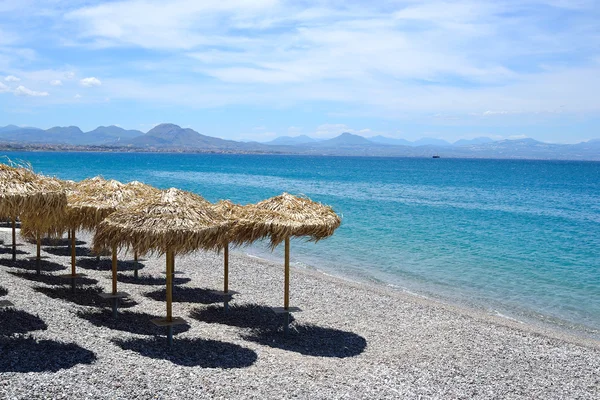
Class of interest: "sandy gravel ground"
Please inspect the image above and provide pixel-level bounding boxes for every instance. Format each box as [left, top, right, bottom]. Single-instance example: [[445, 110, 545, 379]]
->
[[0, 227, 599, 399]]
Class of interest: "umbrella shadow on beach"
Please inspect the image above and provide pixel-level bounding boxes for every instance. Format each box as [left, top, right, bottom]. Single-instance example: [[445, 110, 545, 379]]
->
[[43, 246, 96, 257], [144, 287, 227, 304], [117, 273, 191, 286], [33, 286, 138, 309], [190, 304, 294, 330], [0, 309, 48, 336], [8, 271, 99, 287], [0, 258, 67, 273], [112, 337, 258, 369], [0, 247, 27, 256], [33, 238, 86, 247], [38, 238, 86, 247], [0, 286, 7, 297], [76, 309, 190, 336], [77, 258, 144, 272], [242, 324, 367, 358], [0, 336, 97, 373]]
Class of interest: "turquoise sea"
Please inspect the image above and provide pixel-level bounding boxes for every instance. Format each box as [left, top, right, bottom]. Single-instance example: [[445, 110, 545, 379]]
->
[[3, 151, 599, 338]]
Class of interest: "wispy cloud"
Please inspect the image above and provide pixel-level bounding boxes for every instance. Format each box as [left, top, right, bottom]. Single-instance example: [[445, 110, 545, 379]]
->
[[80, 77, 101, 87], [0, 0, 598, 141], [13, 85, 49, 97], [4, 75, 20, 82]]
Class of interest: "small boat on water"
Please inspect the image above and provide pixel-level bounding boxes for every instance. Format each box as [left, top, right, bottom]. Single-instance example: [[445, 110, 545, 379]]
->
[[432, 154, 440, 158]]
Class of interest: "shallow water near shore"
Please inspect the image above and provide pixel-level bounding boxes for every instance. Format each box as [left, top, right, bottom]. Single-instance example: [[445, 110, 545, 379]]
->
[[4, 151, 599, 339]]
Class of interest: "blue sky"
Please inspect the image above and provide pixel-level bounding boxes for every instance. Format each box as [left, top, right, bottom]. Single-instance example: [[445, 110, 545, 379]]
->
[[0, 0, 599, 143]]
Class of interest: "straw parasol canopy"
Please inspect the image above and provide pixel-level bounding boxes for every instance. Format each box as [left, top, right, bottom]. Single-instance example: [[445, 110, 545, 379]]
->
[[93, 188, 230, 256], [93, 187, 232, 344], [246, 192, 341, 331], [125, 180, 161, 200], [0, 164, 66, 222], [66, 177, 139, 232], [20, 177, 74, 240], [213, 200, 277, 245], [252, 192, 341, 248], [0, 164, 67, 261], [210, 200, 283, 306]]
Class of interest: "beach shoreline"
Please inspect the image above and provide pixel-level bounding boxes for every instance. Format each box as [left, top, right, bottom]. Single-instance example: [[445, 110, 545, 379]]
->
[[1, 229, 599, 399], [241, 244, 600, 347]]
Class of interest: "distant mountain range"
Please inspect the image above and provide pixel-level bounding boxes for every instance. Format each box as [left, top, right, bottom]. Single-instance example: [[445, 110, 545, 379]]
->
[[0, 123, 598, 161]]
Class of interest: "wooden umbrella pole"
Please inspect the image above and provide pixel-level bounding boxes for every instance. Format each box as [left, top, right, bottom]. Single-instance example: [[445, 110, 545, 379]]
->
[[224, 243, 229, 293], [70, 229, 76, 276], [111, 245, 118, 294], [223, 243, 230, 313], [134, 251, 139, 278], [36, 233, 41, 275], [36, 234, 41, 259], [284, 237, 290, 310], [11, 218, 16, 261], [70, 229, 76, 293], [171, 252, 175, 278], [283, 237, 291, 336], [166, 250, 173, 322]]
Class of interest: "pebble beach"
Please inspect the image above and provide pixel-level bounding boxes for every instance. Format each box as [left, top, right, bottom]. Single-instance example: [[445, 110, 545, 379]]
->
[[1, 227, 599, 399]]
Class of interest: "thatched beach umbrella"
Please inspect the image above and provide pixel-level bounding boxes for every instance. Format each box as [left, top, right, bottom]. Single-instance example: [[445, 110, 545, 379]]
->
[[212, 200, 280, 311], [124, 181, 161, 277], [0, 164, 66, 308], [0, 164, 67, 262], [253, 193, 341, 333], [93, 188, 231, 345], [61, 177, 138, 308], [19, 177, 72, 274]]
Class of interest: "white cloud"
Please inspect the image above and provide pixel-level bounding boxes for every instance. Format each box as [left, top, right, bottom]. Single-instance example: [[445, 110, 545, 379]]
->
[[18, 0, 591, 119], [65, 71, 76, 79], [50, 79, 63, 86], [74, 94, 82, 99], [482, 110, 510, 116], [4, 75, 20, 82], [13, 85, 49, 97], [0, 82, 9, 93], [65, 0, 279, 50], [80, 77, 101, 87]]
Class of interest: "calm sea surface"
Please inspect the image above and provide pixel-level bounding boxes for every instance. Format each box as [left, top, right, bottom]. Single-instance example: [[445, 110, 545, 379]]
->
[[4, 151, 599, 337]]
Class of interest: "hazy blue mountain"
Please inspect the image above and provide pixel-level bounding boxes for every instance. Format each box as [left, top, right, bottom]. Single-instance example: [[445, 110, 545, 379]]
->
[[0, 123, 598, 160], [413, 137, 453, 146], [0, 126, 79, 144], [0, 125, 22, 133], [453, 137, 495, 146], [124, 123, 266, 151], [86, 126, 143, 142], [369, 135, 413, 146], [265, 135, 318, 145], [315, 132, 378, 146]]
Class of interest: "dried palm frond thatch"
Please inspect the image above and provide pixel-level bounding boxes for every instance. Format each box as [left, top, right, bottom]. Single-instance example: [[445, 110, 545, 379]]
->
[[94, 188, 232, 340], [213, 200, 274, 246], [66, 176, 139, 232], [252, 192, 341, 248], [20, 177, 72, 240], [0, 163, 67, 263], [245, 193, 341, 328], [93, 188, 231, 257], [0, 164, 67, 220], [125, 180, 161, 200]]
